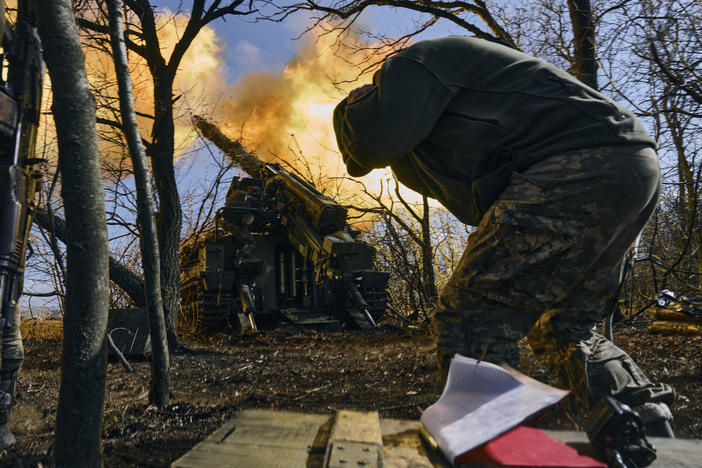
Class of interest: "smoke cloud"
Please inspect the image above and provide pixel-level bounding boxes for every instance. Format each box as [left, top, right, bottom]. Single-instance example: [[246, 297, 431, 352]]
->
[[212, 28, 385, 182]]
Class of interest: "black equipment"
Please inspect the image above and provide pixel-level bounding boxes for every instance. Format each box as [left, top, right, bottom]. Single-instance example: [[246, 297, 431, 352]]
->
[[586, 396, 657, 468], [0, 0, 44, 329]]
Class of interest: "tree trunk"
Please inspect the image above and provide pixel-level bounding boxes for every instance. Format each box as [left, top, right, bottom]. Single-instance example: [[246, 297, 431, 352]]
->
[[150, 85, 182, 352], [33, 208, 146, 307], [35, 1, 109, 466], [75, 2, 253, 353], [664, 110, 702, 287], [567, 0, 598, 90], [106, 0, 170, 407], [420, 195, 437, 308]]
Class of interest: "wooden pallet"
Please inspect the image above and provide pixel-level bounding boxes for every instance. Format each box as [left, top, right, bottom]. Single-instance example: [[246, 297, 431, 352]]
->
[[172, 408, 702, 468]]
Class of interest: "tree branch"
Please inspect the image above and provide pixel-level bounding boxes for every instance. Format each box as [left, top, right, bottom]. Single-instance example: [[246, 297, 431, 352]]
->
[[33, 208, 146, 307], [75, 16, 148, 57]]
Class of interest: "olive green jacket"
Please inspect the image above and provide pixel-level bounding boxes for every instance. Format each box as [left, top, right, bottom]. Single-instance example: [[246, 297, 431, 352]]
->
[[333, 36, 657, 226]]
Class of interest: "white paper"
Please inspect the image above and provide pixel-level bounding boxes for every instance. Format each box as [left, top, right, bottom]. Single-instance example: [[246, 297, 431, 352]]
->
[[420, 354, 569, 462]]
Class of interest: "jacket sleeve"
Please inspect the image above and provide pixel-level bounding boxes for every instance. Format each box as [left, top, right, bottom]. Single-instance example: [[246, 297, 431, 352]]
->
[[333, 55, 454, 173]]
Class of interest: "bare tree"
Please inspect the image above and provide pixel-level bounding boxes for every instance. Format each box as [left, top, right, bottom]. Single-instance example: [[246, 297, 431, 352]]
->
[[257, 0, 516, 79], [567, 0, 597, 88], [263, 0, 515, 46], [35, 0, 109, 465], [346, 177, 439, 321], [261, 0, 602, 88], [645, 0, 702, 107], [76, 0, 256, 351], [106, 0, 170, 407], [33, 208, 146, 306], [596, 0, 702, 311]]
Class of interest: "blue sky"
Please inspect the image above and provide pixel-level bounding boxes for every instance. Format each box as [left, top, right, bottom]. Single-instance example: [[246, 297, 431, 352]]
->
[[157, 1, 462, 83], [156, 2, 467, 211]]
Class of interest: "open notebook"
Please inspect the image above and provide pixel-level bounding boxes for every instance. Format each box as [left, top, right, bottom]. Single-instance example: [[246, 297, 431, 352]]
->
[[421, 354, 604, 466]]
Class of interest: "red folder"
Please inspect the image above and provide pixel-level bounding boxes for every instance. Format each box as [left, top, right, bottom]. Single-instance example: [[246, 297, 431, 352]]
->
[[455, 426, 606, 467]]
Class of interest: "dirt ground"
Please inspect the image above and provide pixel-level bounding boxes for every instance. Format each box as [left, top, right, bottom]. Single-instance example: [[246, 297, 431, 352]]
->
[[0, 318, 700, 467]]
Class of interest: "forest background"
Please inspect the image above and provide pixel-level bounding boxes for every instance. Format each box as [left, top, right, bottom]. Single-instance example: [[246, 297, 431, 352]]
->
[[6, 0, 700, 465]]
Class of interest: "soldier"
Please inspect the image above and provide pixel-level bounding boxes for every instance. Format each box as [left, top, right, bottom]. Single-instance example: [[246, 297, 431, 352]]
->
[[0, 0, 39, 449], [333, 36, 675, 436], [0, 278, 23, 449]]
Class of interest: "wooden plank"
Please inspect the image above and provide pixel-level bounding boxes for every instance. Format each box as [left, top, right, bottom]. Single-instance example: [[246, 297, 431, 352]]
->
[[172, 442, 312, 468], [174, 410, 702, 468], [206, 419, 238, 443], [328, 410, 383, 446], [171, 409, 331, 468], [218, 410, 329, 448], [325, 410, 384, 468], [381, 418, 448, 468]]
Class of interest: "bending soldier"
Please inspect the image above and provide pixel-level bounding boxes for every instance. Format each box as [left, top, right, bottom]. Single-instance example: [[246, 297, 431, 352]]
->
[[333, 36, 675, 436]]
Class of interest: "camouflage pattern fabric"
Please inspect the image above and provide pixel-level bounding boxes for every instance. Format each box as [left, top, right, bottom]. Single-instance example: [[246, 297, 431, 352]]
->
[[0, 302, 23, 425], [431, 145, 675, 409]]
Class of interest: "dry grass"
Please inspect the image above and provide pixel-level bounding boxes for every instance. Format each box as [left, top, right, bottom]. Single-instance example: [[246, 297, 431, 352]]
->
[[20, 319, 63, 342]]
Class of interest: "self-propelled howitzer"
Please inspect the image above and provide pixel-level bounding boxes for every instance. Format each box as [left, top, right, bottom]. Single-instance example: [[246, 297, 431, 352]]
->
[[179, 117, 388, 334]]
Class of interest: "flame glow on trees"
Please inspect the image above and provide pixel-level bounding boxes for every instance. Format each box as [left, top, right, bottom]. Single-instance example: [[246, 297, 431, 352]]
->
[[45, 8, 420, 203], [213, 28, 381, 181]]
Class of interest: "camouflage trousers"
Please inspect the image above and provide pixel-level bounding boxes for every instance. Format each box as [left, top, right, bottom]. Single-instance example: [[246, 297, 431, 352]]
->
[[431, 145, 675, 410], [0, 303, 23, 425]]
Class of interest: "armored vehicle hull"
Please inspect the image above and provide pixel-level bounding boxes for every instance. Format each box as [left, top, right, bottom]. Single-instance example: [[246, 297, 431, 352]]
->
[[180, 225, 388, 335]]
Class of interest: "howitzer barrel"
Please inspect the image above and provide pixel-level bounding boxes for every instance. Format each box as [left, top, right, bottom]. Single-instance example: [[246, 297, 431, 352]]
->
[[269, 167, 347, 234], [192, 115, 265, 178], [193, 115, 347, 234]]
